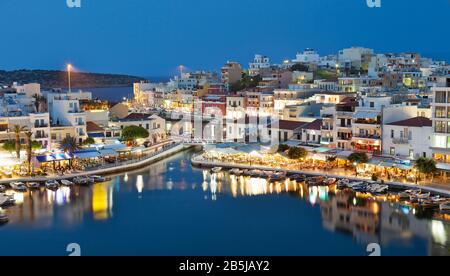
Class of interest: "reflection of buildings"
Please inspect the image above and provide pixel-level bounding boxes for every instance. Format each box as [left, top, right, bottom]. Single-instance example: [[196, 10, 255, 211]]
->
[[319, 191, 450, 256]]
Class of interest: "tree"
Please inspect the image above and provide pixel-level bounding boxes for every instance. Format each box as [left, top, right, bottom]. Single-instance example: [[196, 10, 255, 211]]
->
[[83, 137, 96, 146], [60, 136, 80, 168], [348, 153, 369, 177], [414, 157, 437, 184], [25, 131, 33, 174], [277, 144, 290, 153], [348, 153, 369, 164], [290, 63, 309, 72], [287, 147, 308, 160], [122, 125, 149, 145], [10, 125, 27, 159], [61, 136, 80, 154], [2, 140, 16, 153]]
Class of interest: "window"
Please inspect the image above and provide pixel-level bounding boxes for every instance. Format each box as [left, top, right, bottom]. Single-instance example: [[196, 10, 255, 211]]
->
[[435, 121, 446, 133], [391, 130, 394, 138], [436, 106, 447, 118], [370, 102, 375, 108], [390, 147, 395, 155], [408, 131, 412, 140], [433, 135, 447, 148], [435, 91, 446, 103], [409, 149, 414, 159]]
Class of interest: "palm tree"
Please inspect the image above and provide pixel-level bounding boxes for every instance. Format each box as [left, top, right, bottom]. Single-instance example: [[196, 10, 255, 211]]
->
[[25, 131, 33, 175], [414, 157, 437, 184], [60, 136, 80, 168], [10, 125, 28, 159]]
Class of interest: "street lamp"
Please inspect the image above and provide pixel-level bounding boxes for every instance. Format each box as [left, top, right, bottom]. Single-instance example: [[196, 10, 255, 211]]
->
[[67, 64, 73, 93], [353, 162, 358, 177]]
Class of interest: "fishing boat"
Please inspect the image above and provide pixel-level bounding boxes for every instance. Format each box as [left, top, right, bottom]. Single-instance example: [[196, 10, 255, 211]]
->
[[398, 192, 411, 201], [367, 184, 389, 194], [45, 180, 59, 190], [440, 202, 450, 212], [418, 199, 440, 209], [0, 208, 8, 224], [60, 179, 74, 186], [323, 178, 337, 186], [26, 182, 41, 189], [211, 167, 223, 173], [9, 182, 27, 192], [89, 175, 107, 183], [269, 172, 286, 182], [73, 176, 91, 185], [336, 179, 350, 189], [229, 168, 243, 176], [0, 185, 5, 193], [289, 174, 306, 182], [347, 181, 367, 192], [0, 194, 15, 207], [249, 170, 263, 178], [306, 176, 326, 186]]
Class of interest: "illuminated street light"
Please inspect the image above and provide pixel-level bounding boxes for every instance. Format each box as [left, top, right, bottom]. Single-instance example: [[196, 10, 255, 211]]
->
[[67, 64, 73, 93]]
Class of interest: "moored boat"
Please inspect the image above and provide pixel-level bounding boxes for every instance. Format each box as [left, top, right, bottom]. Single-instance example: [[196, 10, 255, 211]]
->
[[211, 167, 222, 173], [45, 180, 59, 190], [60, 179, 74, 186], [440, 202, 450, 212], [26, 182, 41, 189], [306, 176, 326, 186], [9, 182, 27, 192], [289, 174, 306, 182], [269, 172, 286, 182], [89, 175, 107, 183], [323, 178, 337, 186], [229, 168, 243, 176], [336, 179, 350, 189], [0, 194, 15, 207]]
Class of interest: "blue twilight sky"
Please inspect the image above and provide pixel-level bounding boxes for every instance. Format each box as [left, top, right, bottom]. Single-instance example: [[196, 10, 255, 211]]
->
[[0, 0, 449, 77]]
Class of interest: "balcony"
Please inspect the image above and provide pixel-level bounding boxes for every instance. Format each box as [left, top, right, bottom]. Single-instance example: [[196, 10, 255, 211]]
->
[[34, 123, 48, 128], [392, 138, 410, 144], [353, 134, 381, 140], [337, 135, 352, 141], [321, 125, 334, 131], [321, 137, 333, 144], [354, 119, 380, 125], [34, 133, 49, 139]]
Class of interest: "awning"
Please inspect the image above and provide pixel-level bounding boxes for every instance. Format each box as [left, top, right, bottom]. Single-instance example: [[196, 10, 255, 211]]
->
[[36, 153, 73, 163], [73, 150, 101, 159], [437, 163, 450, 172], [99, 148, 118, 157], [88, 133, 105, 138], [336, 151, 353, 159], [354, 111, 379, 119]]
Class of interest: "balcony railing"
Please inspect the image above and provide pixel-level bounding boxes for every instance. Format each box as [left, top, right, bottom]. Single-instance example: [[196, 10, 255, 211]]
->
[[321, 125, 334, 130], [34, 134, 49, 139], [34, 123, 48, 128], [354, 119, 380, 125], [392, 138, 410, 144], [353, 134, 381, 139]]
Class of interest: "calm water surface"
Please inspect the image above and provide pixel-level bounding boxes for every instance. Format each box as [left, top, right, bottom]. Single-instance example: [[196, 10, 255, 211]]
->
[[1, 150, 449, 256]]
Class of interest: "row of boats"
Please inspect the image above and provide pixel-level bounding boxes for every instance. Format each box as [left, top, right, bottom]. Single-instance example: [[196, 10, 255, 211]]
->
[[219, 167, 338, 186], [336, 178, 450, 213], [0, 175, 108, 193]]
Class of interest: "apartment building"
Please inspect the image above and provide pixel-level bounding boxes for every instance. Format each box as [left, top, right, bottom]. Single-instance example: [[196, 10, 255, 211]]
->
[[249, 54, 270, 76], [430, 76, 450, 164]]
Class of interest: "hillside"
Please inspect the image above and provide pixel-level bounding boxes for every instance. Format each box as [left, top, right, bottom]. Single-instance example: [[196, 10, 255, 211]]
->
[[0, 69, 146, 88]]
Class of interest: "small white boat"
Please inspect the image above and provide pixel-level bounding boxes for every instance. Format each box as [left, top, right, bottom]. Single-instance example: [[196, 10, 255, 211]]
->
[[336, 179, 350, 189], [440, 202, 450, 212], [229, 168, 243, 176], [0, 194, 15, 207], [89, 175, 106, 183], [26, 182, 41, 189], [0, 185, 5, 193], [211, 167, 223, 173], [60, 179, 74, 186], [45, 180, 59, 190], [9, 182, 27, 192], [0, 208, 9, 224], [323, 178, 337, 186]]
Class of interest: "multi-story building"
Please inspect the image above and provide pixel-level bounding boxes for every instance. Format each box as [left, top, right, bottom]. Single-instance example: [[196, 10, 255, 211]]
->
[[248, 54, 270, 76], [383, 117, 432, 160], [221, 61, 242, 87], [292, 48, 320, 64], [338, 47, 374, 72], [430, 76, 450, 165], [351, 96, 390, 155]]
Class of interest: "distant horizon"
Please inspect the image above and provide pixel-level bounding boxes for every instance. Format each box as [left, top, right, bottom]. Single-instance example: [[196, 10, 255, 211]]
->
[[1, 47, 448, 79]]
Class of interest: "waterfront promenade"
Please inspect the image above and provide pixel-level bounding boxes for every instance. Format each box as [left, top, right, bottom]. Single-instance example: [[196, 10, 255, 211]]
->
[[191, 155, 450, 197], [0, 142, 190, 185]]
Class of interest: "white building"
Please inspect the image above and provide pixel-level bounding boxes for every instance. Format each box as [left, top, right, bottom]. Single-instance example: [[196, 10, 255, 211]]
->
[[12, 82, 41, 98], [430, 76, 450, 166], [383, 117, 432, 160], [292, 49, 320, 64], [249, 54, 270, 76], [338, 47, 374, 71]]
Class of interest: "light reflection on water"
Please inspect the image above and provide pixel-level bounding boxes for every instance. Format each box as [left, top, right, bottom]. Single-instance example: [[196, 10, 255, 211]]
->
[[0, 150, 449, 256]]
